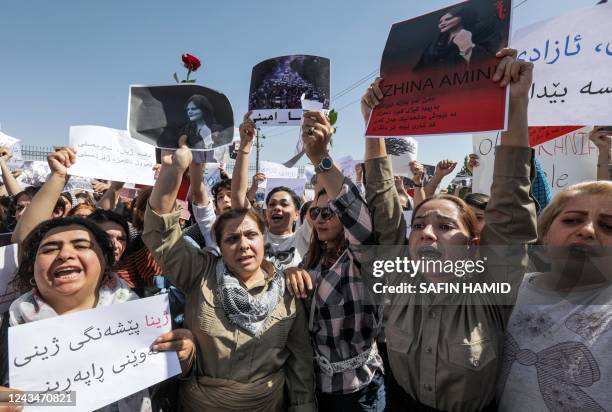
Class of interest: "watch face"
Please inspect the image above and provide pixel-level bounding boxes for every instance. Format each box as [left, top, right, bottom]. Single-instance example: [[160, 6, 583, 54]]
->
[[321, 157, 333, 169]]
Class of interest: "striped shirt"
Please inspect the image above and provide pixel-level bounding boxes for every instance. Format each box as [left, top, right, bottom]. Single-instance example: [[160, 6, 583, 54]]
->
[[115, 236, 162, 288]]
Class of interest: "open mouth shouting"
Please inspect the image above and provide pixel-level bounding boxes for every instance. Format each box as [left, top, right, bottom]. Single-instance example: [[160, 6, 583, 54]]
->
[[236, 255, 256, 266], [51, 265, 84, 285], [417, 246, 444, 260]]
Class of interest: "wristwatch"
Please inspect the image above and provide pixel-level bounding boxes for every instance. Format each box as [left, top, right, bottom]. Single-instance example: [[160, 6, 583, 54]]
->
[[314, 156, 333, 174]]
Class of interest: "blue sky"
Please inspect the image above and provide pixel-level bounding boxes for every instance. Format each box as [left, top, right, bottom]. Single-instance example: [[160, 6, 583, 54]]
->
[[0, 0, 599, 173]]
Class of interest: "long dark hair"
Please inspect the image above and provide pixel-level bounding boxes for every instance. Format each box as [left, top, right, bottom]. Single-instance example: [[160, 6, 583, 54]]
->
[[185, 94, 216, 126], [302, 189, 347, 270], [12, 217, 115, 293]]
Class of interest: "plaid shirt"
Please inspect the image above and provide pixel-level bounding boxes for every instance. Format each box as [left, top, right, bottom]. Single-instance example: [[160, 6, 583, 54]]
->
[[305, 178, 383, 394]]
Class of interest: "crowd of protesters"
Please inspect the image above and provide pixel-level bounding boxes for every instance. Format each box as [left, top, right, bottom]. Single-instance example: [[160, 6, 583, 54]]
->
[[0, 48, 610, 412]]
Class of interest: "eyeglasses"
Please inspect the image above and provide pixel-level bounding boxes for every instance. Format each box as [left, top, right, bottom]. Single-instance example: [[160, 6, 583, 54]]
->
[[309, 206, 335, 221]]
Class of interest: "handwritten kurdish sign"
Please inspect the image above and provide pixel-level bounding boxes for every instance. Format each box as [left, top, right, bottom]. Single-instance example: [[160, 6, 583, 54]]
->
[[9, 294, 181, 412], [513, 3, 612, 125], [472, 127, 597, 195], [69, 126, 157, 186]]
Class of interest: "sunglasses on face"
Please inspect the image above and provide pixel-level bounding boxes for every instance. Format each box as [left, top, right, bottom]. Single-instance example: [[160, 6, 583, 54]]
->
[[309, 206, 335, 221]]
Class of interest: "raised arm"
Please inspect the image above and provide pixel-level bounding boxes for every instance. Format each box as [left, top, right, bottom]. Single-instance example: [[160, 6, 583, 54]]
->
[[149, 137, 191, 215], [481, 49, 537, 247], [143, 136, 216, 291], [409, 160, 427, 208], [246, 172, 265, 205], [361, 79, 408, 246], [301, 110, 345, 199], [362, 78, 387, 162], [424, 159, 457, 197], [12, 147, 74, 245], [231, 112, 255, 209], [97, 181, 125, 210], [0, 147, 23, 196], [189, 161, 209, 207]]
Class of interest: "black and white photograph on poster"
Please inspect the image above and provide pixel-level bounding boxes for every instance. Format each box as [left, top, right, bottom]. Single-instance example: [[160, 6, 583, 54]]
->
[[385, 136, 418, 177], [128, 84, 234, 160], [248, 55, 330, 126]]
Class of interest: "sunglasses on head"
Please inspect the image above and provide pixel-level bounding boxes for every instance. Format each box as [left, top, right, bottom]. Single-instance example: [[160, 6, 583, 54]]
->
[[309, 206, 334, 221]]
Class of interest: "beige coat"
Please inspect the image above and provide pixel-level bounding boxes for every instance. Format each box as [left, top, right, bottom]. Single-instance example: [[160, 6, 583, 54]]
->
[[363, 146, 538, 412], [143, 206, 315, 412]]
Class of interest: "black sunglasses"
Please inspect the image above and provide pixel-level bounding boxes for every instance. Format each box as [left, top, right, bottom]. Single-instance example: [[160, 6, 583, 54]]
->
[[309, 206, 335, 221]]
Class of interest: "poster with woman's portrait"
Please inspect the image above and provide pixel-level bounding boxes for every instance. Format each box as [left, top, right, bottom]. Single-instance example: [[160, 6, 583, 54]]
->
[[128, 84, 234, 162], [248, 55, 330, 126], [366, 0, 512, 138]]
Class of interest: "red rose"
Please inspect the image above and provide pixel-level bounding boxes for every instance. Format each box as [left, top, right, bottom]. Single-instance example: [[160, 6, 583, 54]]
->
[[182, 53, 201, 71]]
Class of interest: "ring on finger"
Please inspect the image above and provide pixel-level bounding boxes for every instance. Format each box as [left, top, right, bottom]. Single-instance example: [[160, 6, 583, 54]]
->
[[307, 127, 315, 136]]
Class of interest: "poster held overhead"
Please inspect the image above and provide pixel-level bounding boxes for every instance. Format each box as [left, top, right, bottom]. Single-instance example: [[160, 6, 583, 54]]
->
[[366, 0, 512, 137], [69, 126, 156, 186], [248, 55, 330, 126], [128, 84, 234, 163]]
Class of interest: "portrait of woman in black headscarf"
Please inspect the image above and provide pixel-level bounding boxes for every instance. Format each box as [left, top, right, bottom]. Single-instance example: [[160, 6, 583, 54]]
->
[[415, 4, 501, 71], [179, 94, 233, 163]]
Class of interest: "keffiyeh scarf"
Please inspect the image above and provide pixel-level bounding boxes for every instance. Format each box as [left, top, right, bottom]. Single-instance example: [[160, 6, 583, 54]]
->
[[215, 260, 284, 336]]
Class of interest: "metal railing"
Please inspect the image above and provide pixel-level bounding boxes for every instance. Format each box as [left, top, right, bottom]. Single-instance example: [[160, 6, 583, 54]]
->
[[18, 145, 309, 186], [20, 145, 54, 161]]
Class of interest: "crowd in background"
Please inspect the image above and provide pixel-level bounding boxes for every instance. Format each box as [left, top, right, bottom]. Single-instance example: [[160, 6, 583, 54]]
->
[[0, 48, 610, 412]]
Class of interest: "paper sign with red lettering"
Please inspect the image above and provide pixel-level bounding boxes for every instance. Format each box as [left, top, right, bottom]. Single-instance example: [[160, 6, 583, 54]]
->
[[9, 294, 181, 412], [528, 126, 584, 147], [366, 0, 512, 137], [472, 126, 598, 195]]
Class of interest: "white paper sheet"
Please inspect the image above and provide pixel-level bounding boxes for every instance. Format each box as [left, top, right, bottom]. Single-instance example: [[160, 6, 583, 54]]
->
[[9, 294, 181, 412], [69, 125, 156, 186]]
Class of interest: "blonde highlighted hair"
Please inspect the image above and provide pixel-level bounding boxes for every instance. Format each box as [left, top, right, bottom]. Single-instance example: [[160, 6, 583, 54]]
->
[[537, 181, 612, 243]]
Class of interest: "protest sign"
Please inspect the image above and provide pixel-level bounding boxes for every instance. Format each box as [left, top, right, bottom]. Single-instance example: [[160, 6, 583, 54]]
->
[[263, 178, 307, 206], [472, 127, 598, 195], [303, 188, 315, 202], [69, 126, 156, 186], [0, 131, 23, 168], [336, 156, 360, 182], [302, 165, 315, 183], [367, 0, 512, 137], [17, 161, 50, 187], [9, 294, 181, 412], [128, 84, 234, 161], [259, 161, 299, 179], [204, 163, 224, 194], [248, 55, 330, 126], [513, 2, 612, 126], [65, 176, 95, 193], [0, 244, 19, 313], [385, 137, 418, 177]]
